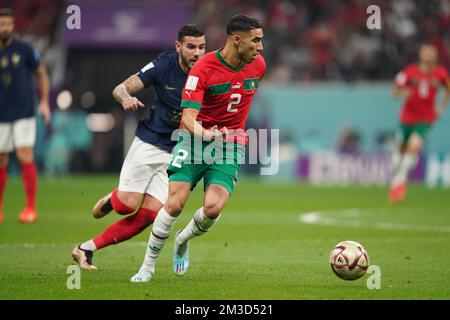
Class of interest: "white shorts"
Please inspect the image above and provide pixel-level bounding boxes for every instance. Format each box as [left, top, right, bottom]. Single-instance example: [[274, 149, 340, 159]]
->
[[0, 117, 36, 153], [118, 136, 172, 204]]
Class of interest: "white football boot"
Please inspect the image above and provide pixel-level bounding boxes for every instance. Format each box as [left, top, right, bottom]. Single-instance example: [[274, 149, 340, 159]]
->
[[130, 270, 153, 283]]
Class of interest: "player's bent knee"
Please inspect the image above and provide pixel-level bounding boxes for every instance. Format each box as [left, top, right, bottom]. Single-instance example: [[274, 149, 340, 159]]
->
[[165, 200, 185, 216], [15, 148, 34, 164], [203, 202, 223, 219], [406, 134, 423, 153], [117, 191, 143, 211], [141, 195, 163, 213], [405, 144, 421, 154]]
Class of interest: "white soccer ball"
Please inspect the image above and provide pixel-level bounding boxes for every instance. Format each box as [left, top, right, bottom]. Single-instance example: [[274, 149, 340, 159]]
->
[[329, 240, 369, 280]]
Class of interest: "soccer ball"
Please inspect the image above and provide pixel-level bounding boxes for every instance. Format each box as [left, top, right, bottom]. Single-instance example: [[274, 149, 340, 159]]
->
[[329, 240, 369, 280]]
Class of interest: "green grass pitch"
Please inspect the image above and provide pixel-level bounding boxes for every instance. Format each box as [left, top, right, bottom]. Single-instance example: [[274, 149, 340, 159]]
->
[[1, 175, 449, 299]]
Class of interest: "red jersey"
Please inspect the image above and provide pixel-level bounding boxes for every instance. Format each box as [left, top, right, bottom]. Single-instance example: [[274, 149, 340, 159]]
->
[[180, 50, 266, 144], [395, 64, 450, 124]]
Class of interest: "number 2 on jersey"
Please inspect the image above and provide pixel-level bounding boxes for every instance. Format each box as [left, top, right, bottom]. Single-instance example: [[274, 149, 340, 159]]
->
[[227, 93, 241, 112], [418, 80, 429, 99], [171, 148, 188, 168]]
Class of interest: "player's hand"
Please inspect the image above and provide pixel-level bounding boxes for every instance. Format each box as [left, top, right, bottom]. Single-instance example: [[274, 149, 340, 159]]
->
[[38, 101, 51, 125], [393, 87, 411, 99], [122, 97, 145, 111], [207, 125, 228, 142], [219, 126, 228, 141]]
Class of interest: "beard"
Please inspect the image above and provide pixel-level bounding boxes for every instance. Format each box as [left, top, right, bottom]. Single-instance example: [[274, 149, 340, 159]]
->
[[0, 32, 12, 43], [240, 52, 254, 64], [180, 51, 194, 72], [237, 45, 254, 64]]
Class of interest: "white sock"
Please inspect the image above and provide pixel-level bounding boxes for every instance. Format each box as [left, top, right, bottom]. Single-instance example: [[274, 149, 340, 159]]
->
[[391, 149, 402, 175], [176, 207, 220, 245], [139, 207, 177, 274], [391, 153, 418, 187], [80, 240, 97, 252]]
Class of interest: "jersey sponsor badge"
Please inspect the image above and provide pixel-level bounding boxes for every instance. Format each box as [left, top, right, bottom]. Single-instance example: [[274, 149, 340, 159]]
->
[[185, 75, 199, 90], [1, 56, 8, 68], [12, 53, 21, 65]]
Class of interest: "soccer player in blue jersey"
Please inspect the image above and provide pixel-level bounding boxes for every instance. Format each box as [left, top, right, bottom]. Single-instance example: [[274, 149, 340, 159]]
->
[[72, 25, 206, 270], [0, 8, 51, 224]]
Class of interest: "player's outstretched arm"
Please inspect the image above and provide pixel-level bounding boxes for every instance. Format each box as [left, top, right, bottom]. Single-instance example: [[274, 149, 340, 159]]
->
[[391, 84, 410, 100], [34, 64, 51, 125], [181, 108, 227, 141], [112, 75, 145, 111]]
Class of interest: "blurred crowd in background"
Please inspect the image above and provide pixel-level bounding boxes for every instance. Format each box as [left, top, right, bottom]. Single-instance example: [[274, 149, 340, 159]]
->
[[4, 0, 450, 84], [193, 0, 450, 83]]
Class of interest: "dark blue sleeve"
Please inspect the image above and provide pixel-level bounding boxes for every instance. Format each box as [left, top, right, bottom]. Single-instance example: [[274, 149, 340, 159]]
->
[[24, 43, 41, 71], [137, 56, 165, 88]]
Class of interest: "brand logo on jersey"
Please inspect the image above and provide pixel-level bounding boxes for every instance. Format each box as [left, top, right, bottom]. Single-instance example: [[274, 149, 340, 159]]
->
[[12, 53, 21, 66], [1, 56, 8, 68], [165, 84, 177, 91], [141, 62, 154, 73], [184, 90, 192, 98], [232, 82, 241, 89], [185, 75, 199, 91]]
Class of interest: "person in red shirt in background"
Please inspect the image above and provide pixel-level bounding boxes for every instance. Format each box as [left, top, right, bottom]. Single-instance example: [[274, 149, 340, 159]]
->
[[389, 44, 450, 203]]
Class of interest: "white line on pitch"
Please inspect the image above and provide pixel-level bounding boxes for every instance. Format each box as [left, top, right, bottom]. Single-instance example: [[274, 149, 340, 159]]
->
[[299, 210, 450, 233], [0, 241, 147, 249]]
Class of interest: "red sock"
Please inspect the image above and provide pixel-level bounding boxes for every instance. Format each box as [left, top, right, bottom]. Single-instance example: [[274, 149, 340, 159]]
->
[[0, 168, 7, 210], [93, 207, 158, 250], [110, 188, 134, 215], [20, 162, 37, 210]]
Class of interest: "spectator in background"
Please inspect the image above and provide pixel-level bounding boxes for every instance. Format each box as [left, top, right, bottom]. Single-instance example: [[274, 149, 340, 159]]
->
[[43, 105, 92, 176], [193, 0, 449, 83]]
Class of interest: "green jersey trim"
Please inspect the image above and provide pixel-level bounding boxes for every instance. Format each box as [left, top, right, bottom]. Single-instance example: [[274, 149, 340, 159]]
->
[[208, 82, 231, 95], [215, 50, 244, 72], [244, 78, 259, 90], [181, 100, 202, 110]]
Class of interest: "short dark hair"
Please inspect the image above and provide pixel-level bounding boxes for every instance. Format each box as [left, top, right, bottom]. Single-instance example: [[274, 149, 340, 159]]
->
[[0, 8, 14, 17], [178, 24, 205, 42], [226, 14, 262, 35]]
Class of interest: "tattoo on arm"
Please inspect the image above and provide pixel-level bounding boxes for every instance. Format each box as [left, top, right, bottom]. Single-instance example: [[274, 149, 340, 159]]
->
[[112, 75, 144, 104]]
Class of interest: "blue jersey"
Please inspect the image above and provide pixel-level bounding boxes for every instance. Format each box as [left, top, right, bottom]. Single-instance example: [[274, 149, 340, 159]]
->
[[0, 39, 41, 122], [135, 50, 187, 152]]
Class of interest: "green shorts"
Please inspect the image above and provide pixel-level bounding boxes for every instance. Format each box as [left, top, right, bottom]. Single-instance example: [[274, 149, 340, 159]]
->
[[167, 131, 245, 195], [399, 124, 432, 145]]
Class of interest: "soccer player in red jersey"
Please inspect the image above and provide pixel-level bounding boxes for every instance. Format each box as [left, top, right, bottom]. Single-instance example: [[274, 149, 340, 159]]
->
[[71, 26, 206, 270], [0, 8, 51, 224], [389, 44, 450, 203], [131, 14, 265, 282]]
